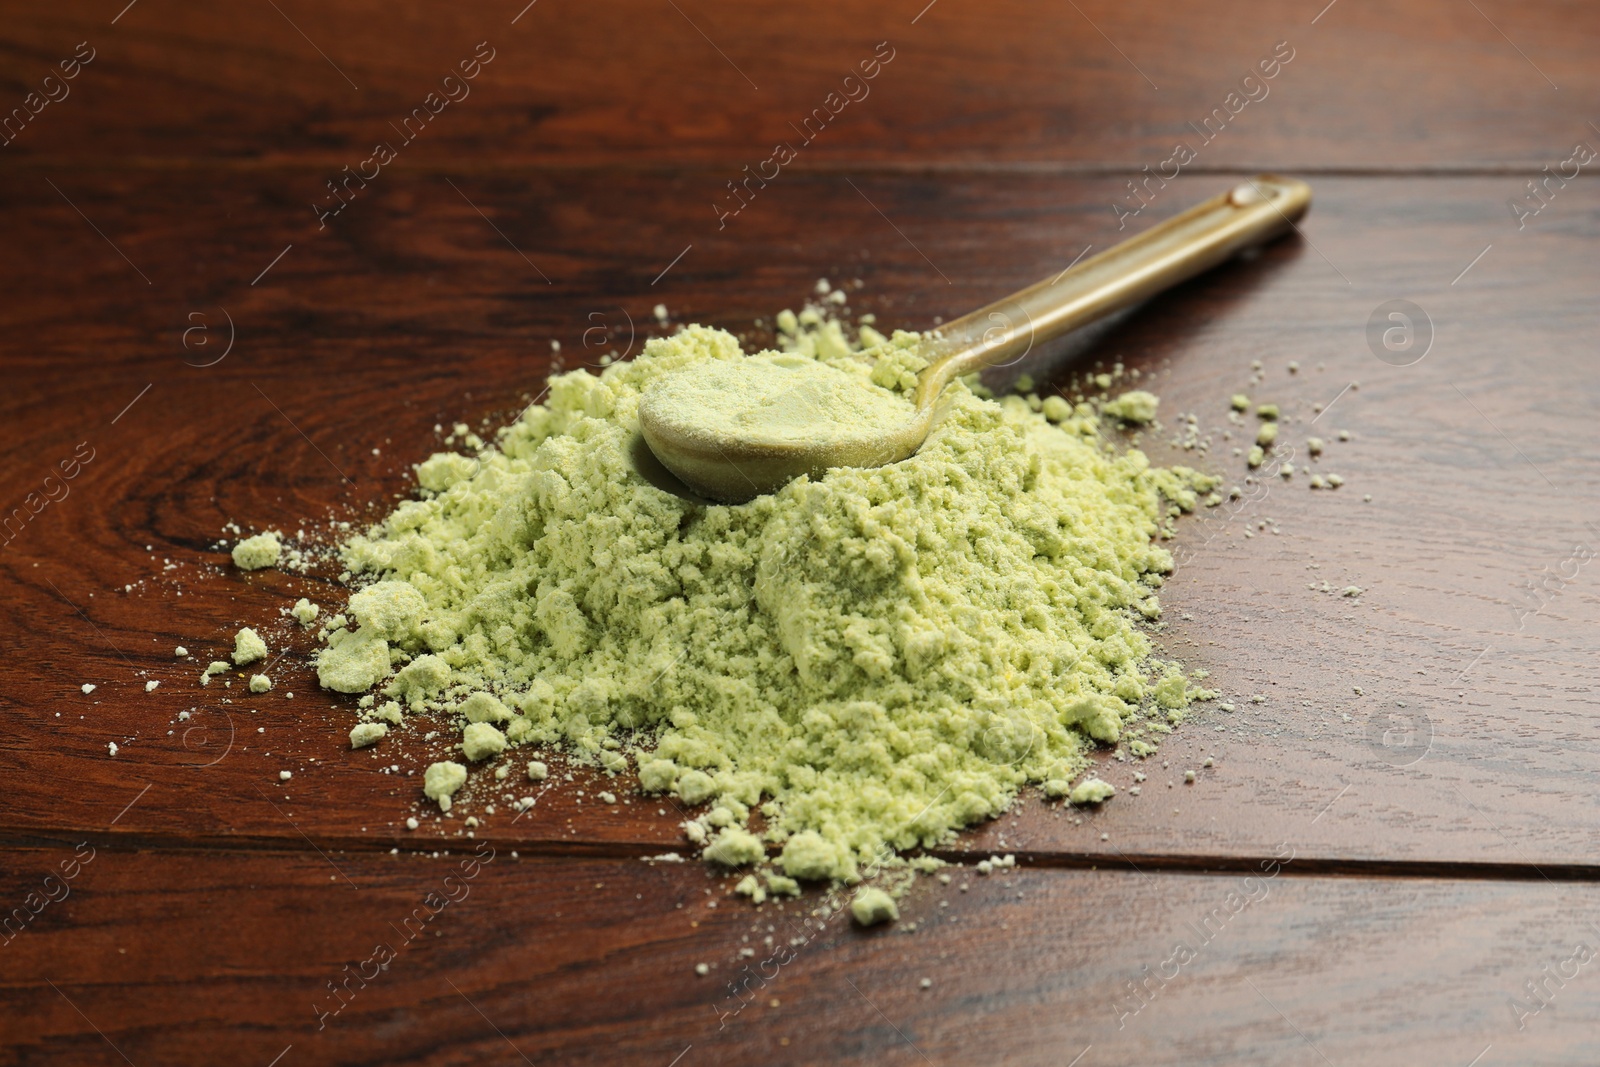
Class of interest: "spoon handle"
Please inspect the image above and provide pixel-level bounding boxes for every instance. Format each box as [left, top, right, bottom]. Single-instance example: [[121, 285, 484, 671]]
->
[[912, 174, 1313, 409]]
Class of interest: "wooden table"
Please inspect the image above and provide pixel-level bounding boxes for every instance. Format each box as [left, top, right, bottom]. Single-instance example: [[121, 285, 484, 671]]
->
[[3, 1, 1598, 1062]]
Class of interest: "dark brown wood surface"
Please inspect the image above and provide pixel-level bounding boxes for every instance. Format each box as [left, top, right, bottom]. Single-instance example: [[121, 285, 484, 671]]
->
[[3, 1, 1599, 1064]]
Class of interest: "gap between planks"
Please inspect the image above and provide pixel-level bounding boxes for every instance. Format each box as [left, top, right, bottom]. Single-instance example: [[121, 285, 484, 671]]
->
[[3, 830, 1598, 885]]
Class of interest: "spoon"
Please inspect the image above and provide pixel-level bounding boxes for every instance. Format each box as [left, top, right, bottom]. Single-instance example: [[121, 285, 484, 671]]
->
[[639, 174, 1311, 504]]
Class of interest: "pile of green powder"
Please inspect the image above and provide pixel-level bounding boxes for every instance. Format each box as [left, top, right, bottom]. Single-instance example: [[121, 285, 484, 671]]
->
[[312, 319, 1217, 886]]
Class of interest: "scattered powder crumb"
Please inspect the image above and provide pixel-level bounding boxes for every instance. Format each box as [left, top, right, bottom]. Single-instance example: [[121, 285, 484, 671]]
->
[[291, 598, 320, 626], [1342, 586, 1364, 597], [1183, 770, 1196, 783], [423, 761, 468, 810], [232, 628, 267, 665], [527, 761, 549, 781], [461, 722, 507, 761], [174, 646, 188, 658], [1101, 389, 1160, 425], [249, 674, 272, 693], [107, 742, 117, 756], [695, 963, 710, 976], [81, 684, 96, 695], [1306, 437, 1324, 456], [144, 680, 160, 692], [1256, 423, 1278, 448], [279, 770, 292, 781], [232, 531, 282, 571], [704, 828, 766, 867], [1255, 404, 1279, 420], [1068, 778, 1116, 806], [1230, 394, 1250, 411], [405, 817, 420, 830], [350, 722, 388, 748], [850, 887, 900, 926]]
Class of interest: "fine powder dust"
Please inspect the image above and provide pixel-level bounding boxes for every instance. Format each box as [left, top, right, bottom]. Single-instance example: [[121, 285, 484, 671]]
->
[[313, 320, 1217, 888], [642, 351, 916, 446]]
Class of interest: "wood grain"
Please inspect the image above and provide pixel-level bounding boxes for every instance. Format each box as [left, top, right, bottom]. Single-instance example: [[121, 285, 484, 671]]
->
[[2, 169, 1597, 872], [4, 0, 1600, 1062], [4, 844, 1598, 1066], [0, 0, 1594, 170]]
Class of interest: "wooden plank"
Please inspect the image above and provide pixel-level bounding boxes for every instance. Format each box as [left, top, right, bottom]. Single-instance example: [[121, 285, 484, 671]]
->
[[0, 167, 1596, 871], [3, 843, 1597, 1065], [0, 0, 1594, 170]]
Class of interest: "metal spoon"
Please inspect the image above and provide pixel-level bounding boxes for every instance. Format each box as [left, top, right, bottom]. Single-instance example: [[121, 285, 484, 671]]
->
[[638, 174, 1312, 504]]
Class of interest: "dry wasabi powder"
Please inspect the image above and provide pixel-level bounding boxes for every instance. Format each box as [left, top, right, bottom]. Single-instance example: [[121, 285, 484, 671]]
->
[[850, 886, 899, 926], [644, 352, 914, 447], [423, 761, 467, 810], [232, 628, 267, 666], [1068, 777, 1116, 805], [350, 722, 388, 748], [317, 321, 1216, 883], [233, 531, 282, 570], [461, 721, 508, 761], [1101, 390, 1159, 425]]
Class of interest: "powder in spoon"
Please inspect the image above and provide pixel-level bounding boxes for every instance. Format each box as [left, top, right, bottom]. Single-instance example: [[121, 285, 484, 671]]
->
[[313, 320, 1216, 886], [642, 351, 915, 447]]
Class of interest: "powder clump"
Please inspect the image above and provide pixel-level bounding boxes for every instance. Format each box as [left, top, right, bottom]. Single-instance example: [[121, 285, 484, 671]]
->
[[1068, 777, 1116, 805], [232, 531, 282, 571], [423, 761, 467, 810], [291, 598, 320, 626], [232, 628, 267, 666], [1101, 389, 1160, 425], [318, 322, 1216, 882], [350, 722, 388, 748], [461, 721, 508, 761], [850, 886, 900, 926]]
